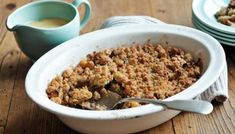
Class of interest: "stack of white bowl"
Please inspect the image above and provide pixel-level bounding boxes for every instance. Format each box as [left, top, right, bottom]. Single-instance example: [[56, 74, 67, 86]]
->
[[192, 0, 235, 46]]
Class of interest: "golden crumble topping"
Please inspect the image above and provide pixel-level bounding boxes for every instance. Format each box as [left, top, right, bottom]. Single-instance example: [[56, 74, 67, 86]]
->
[[215, 0, 235, 27], [46, 43, 202, 110]]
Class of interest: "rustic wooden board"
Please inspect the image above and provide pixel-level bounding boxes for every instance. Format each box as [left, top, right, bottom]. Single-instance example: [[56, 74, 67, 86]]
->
[[0, 0, 31, 44], [3, 54, 76, 134], [0, 0, 32, 127], [0, 127, 4, 134], [140, 121, 174, 134], [149, 0, 192, 26], [0, 32, 21, 127]]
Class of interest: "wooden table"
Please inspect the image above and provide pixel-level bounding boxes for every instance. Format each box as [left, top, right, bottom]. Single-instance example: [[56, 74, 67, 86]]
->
[[0, 0, 235, 133]]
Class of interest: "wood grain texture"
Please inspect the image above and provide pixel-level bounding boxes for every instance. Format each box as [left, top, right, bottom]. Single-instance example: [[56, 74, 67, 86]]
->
[[3, 54, 76, 134], [0, 0, 31, 43], [0, 0, 235, 133], [0, 127, 4, 134], [140, 121, 174, 134], [0, 0, 31, 127], [149, 0, 192, 26], [172, 105, 234, 134], [0, 33, 21, 127], [81, 0, 153, 34], [2, 54, 71, 134]]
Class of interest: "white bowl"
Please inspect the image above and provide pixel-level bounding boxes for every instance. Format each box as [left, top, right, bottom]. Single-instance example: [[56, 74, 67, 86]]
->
[[25, 24, 225, 134]]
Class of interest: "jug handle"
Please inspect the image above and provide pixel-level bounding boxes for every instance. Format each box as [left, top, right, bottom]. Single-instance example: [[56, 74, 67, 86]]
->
[[72, 0, 91, 30]]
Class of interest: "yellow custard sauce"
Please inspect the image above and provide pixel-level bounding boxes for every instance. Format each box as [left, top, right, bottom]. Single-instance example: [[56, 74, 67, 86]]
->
[[28, 18, 69, 28]]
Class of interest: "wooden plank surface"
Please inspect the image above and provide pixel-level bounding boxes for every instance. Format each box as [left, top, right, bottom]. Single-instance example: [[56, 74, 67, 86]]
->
[[140, 121, 175, 134], [0, 32, 21, 127], [3, 54, 76, 134], [0, 127, 3, 134], [0, 0, 32, 128], [0, 0, 235, 134], [0, 0, 31, 45]]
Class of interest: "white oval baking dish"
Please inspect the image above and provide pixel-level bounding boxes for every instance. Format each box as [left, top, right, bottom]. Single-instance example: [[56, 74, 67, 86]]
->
[[25, 24, 225, 134]]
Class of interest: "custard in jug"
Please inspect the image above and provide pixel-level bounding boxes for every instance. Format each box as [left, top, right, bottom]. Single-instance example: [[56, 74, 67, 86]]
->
[[28, 18, 69, 28]]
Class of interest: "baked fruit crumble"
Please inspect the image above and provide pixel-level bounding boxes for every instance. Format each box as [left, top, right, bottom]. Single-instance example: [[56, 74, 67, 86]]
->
[[46, 43, 202, 110], [215, 0, 235, 27]]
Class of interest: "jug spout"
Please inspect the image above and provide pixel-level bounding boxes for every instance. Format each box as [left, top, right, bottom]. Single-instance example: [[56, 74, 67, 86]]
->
[[5, 10, 30, 31], [6, 24, 18, 31], [6, 17, 21, 31]]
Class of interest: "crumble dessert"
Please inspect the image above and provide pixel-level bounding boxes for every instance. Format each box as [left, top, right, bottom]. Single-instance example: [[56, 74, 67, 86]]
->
[[215, 0, 235, 27], [46, 43, 202, 110]]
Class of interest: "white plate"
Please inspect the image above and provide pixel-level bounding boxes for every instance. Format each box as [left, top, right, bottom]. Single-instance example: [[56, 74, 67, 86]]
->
[[192, 17, 235, 42], [192, 13, 235, 39], [193, 20, 235, 46], [192, 0, 235, 34], [193, 18, 235, 43], [216, 38, 235, 46]]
